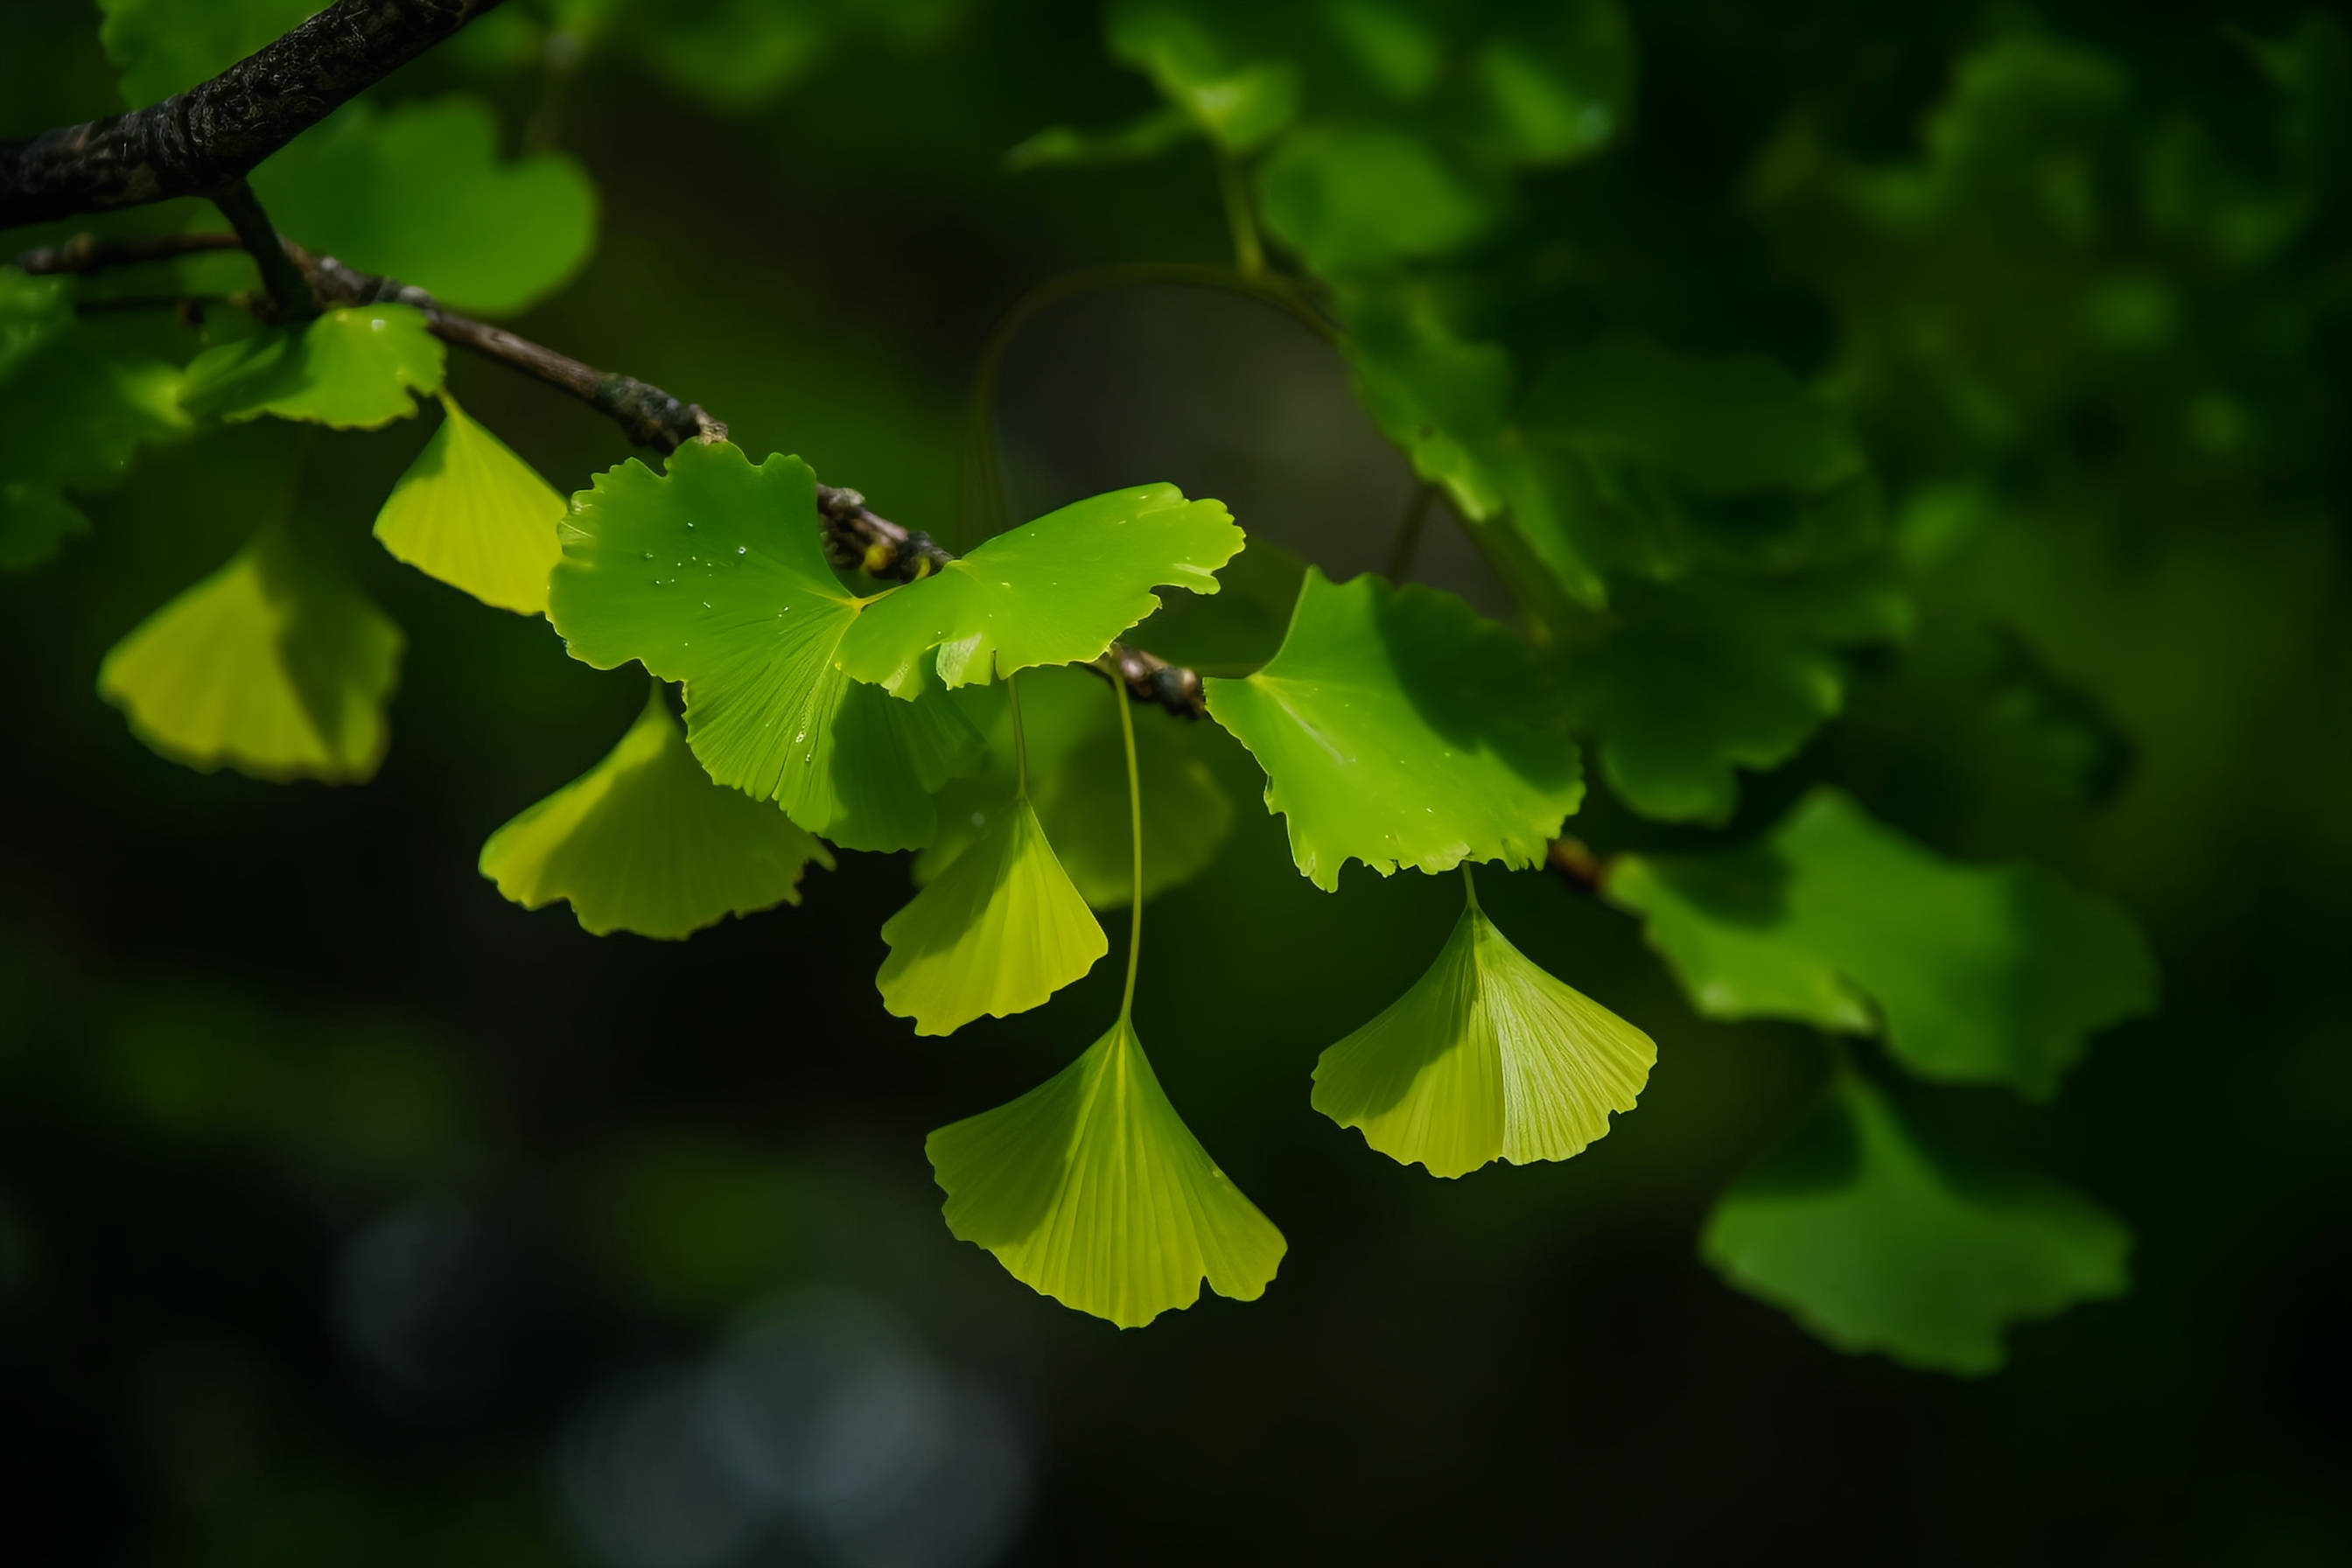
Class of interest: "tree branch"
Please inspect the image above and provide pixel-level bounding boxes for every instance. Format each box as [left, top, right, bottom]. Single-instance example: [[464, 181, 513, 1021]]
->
[[210, 178, 315, 316], [18, 229, 1208, 718], [0, 0, 508, 228]]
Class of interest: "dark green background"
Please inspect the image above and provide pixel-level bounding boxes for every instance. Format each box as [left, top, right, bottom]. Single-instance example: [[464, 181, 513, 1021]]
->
[[3, 0, 2347, 1561]]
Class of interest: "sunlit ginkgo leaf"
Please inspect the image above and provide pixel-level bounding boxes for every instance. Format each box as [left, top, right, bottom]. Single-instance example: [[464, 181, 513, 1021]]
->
[[878, 792, 1108, 1035], [180, 305, 445, 430], [97, 525, 402, 782], [546, 441, 984, 850], [374, 393, 566, 615], [927, 1018, 1285, 1326], [1312, 878, 1653, 1177], [1204, 569, 1584, 889], [1702, 1071, 2132, 1375], [836, 483, 1242, 696], [914, 666, 1234, 911], [480, 691, 834, 939]]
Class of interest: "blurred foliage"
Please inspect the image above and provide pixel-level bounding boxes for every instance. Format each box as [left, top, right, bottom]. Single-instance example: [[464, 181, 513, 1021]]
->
[[3, 0, 2350, 1562]]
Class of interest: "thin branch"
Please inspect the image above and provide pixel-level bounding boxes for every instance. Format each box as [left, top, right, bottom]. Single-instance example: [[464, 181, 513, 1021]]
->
[[0, 0, 509, 228], [17, 228, 1208, 718], [1545, 836, 1608, 892], [209, 178, 314, 316]]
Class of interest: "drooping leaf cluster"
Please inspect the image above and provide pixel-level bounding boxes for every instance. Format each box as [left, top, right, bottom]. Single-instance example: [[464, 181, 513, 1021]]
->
[[12, 0, 2296, 1368]]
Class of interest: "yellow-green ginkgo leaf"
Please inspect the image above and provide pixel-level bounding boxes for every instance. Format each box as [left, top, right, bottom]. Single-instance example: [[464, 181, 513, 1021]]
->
[[878, 792, 1108, 1034], [1205, 569, 1584, 890], [546, 441, 984, 851], [180, 304, 445, 430], [97, 525, 402, 782], [374, 393, 566, 614], [480, 691, 834, 939], [928, 1018, 1285, 1327], [914, 665, 1234, 911], [1312, 878, 1655, 1177], [836, 484, 1242, 696]]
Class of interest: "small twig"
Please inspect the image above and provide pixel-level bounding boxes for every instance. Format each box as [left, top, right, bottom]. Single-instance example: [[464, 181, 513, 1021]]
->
[[16, 228, 1208, 719], [1545, 836, 1608, 892], [12, 232, 244, 274], [1383, 483, 1436, 583], [0, 0, 510, 227], [209, 178, 315, 316]]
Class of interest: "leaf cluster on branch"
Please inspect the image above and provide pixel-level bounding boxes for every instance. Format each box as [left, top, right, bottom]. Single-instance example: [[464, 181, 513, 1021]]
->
[[25, 0, 2315, 1371]]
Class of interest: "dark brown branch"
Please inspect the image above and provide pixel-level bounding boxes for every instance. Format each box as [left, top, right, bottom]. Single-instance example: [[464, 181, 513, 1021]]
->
[[1545, 836, 1608, 892], [17, 228, 1208, 718], [210, 178, 314, 316], [1, 0, 508, 228]]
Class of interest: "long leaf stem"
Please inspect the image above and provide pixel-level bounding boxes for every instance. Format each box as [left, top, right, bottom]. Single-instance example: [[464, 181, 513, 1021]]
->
[[1115, 673, 1145, 1022]]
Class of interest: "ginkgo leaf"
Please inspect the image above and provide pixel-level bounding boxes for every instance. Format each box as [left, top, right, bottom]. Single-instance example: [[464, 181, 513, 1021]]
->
[[480, 691, 833, 939], [98, 525, 402, 782], [180, 305, 445, 430], [1345, 288, 1514, 525], [546, 441, 984, 851], [1701, 1072, 2132, 1375], [927, 1018, 1285, 1327], [915, 666, 1234, 910], [374, 394, 566, 615], [1006, 107, 1195, 171], [253, 95, 598, 316], [0, 269, 188, 569], [1204, 569, 1583, 890], [1606, 788, 2158, 1096], [1312, 878, 1654, 1177], [1256, 124, 1498, 276], [1107, 0, 1299, 154], [878, 792, 1108, 1035], [95, 0, 320, 105], [836, 484, 1242, 696], [2, 484, 88, 569], [1564, 565, 1911, 824], [1466, 6, 1635, 167]]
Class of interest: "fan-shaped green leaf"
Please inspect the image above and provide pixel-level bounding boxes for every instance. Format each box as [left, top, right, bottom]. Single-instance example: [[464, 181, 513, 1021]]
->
[[1320, 0, 1443, 102], [1108, 0, 1299, 154], [1607, 788, 2158, 1096], [97, 526, 402, 783], [1006, 108, 1195, 171], [374, 394, 566, 615], [480, 692, 833, 939], [253, 95, 598, 316], [1466, 4, 1635, 168], [1313, 878, 1653, 1177], [878, 792, 1108, 1035], [836, 484, 1241, 696], [1701, 1072, 2131, 1375], [95, 0, 320, 105], [928, 1018, 1284, 1326], [1204, 570, 1583, 890], [1566, 565, 1910, 824], [0, 269, 188, 569], [546, 441, 984, 851], [1345, 290, 1514, 524], [1256, 125, 1497, 277], [180, 305, 444, 430], [915, 666, 1234, 910]]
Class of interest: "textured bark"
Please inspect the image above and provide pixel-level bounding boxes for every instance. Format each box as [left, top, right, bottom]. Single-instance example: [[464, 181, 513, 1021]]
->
[[0, 0, 507, 228]]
